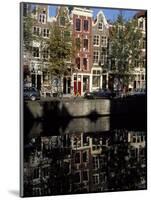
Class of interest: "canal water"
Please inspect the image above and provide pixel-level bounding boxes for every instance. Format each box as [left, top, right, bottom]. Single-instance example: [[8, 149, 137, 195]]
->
[[23, 115, 147, 197]]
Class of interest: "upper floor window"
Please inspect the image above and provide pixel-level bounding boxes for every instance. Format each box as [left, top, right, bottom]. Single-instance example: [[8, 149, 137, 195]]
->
[[139, 20, 144, 29], [43, 28, 49, 37], [93, 51, 99, 63], [93, 35, 100, 46], [83, 58, 88, 70], [93, 156, 99, 169], [32, 47, 39, 58], [75, 38, 81, 50], [83, 171, 88, 181], [101, 36, 107, 47], [84, 20, 89, 31], [76, 18, 81, 31], [76, 57, 80, 69], [75, 152, 80, 163], [98, 22, 103, 30], [39, 13, 46, 24], [42, 48, 49, 59], [33, 26, 40, 36], [83, 151, 88, 162], [100, 54, 106, 65], [93, 174, 99, 185], [59, 16, 65, 26], [83, 39, 88, 50]]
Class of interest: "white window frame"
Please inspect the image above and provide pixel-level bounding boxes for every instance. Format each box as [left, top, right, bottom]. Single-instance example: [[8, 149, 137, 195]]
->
[[83, 19, 89, 32], [93, 51, 99, 64], [92, 70, 101, 88], [93, 35, 100, 46], [43, 28, 49, 38], [83, 57, 89, 70], [33, 26, 40, 36], [98, 22, 103, 31], [83, 38, 89, 51], [101, 36, 107, 47], [75, 18, 81, 32], [100, 54, 107, 65], [39, 13, 46, 24], [93, 174, 99, 185], [32, 47, 40, 58]]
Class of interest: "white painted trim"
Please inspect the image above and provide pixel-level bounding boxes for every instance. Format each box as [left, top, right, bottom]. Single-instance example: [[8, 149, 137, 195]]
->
[[92, 10, 109, 29], [71, 7, 93, 18]]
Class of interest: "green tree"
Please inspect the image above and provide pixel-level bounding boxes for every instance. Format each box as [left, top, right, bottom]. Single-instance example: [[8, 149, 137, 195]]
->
[[48, 12, 72, 93], [109, 12, 142, 89]]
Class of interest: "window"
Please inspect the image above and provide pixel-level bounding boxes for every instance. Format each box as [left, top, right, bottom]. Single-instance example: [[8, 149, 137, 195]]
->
[[75, 38, 80, 50], [33, 26, 40, 36], [100, 54, 106, 65], [98, 22, 103, 30], [83, 39, 88, 50], [74, 172, 81, 183], [101, 36, 107, 47], [76, 57, 80, 69], [93, 35, 100, 46], [43, 49, 49, 59], [93, 156, 99, 169], [141, 74, 145, 80], [75, 152, 80, 163], [32, 47, 39, 58], [83, 58, 88, 70], [92, 70, 101, 87], [93, 174, 99, 185], [93, 51, 99, 63], [84, 20, 89, 31], [83, 171, 88, 181], [43, 28, 49, 37], [59, 16, 65, 26], [83, 151, 88, 162], [76, 18, 81, 31], [43, 167, 49, 177], [39, 14, 46, 23], [132, 135, 137, 143], [139, 20, 144, 29]]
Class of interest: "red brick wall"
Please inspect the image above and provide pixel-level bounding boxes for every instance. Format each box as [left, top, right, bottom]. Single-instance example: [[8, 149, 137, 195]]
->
[[72, 14, 93, 74]]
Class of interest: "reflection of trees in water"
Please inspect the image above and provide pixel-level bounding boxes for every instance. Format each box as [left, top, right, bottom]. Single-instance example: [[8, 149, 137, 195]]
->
[[23, 129, 146, 197]]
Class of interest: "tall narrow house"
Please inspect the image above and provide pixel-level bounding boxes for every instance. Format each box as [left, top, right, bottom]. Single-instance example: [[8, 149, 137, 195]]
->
[[71, 7, 93, 96]]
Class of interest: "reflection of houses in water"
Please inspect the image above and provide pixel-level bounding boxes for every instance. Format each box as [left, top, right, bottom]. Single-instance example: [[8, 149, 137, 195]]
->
[[24, 129, 146, 196]]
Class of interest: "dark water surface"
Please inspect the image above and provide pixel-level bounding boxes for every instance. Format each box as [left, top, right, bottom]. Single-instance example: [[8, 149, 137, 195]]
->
[[23, 115, 147, 197]]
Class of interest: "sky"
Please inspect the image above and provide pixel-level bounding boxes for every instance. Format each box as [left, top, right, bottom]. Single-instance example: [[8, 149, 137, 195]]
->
[[48, 5, 139, 22]]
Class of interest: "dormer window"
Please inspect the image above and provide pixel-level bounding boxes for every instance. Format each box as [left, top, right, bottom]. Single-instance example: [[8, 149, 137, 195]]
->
[[98, 22, 103, 30]]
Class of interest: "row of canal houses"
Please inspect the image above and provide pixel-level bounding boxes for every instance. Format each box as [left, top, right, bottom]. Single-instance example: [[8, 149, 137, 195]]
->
[[23, 4, 146, 96]]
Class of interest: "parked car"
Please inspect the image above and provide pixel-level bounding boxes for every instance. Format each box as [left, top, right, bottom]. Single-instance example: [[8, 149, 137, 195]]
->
[[127, 88, 146, 97], [84, 89, 116, 99], [24, 87, 40, 101]]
